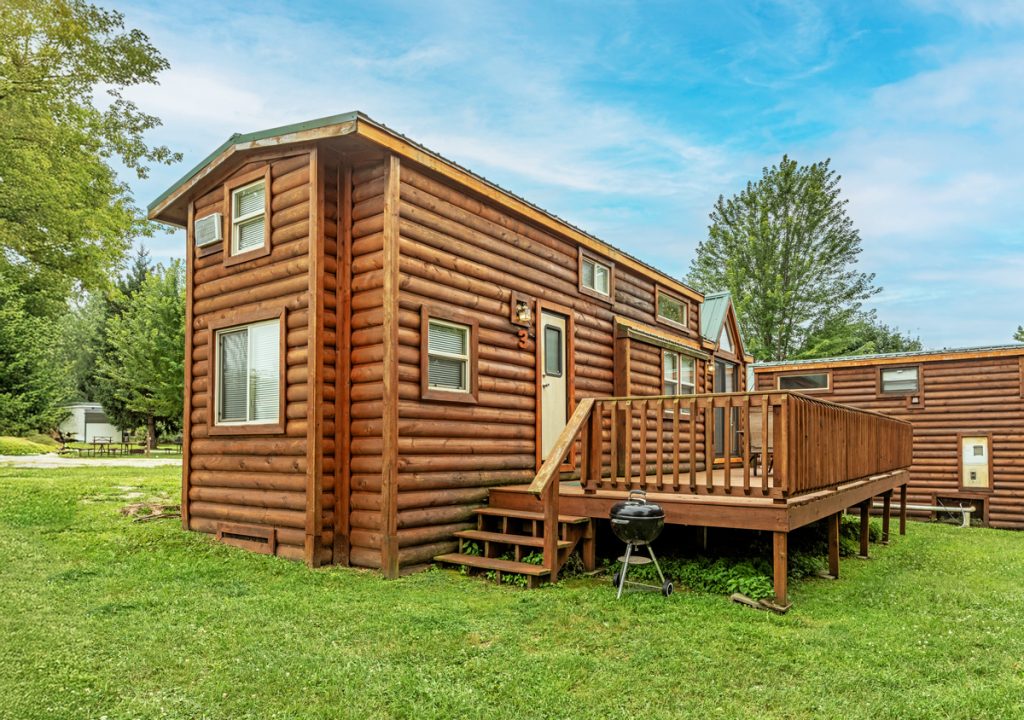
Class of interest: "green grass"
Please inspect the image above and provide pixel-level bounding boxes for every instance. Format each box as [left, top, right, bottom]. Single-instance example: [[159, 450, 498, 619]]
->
[[1, 467, 1023, 719], [0, 436, 53, 455]]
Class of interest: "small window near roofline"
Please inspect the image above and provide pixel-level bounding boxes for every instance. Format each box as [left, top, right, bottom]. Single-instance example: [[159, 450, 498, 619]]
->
[[880, 366, 919, 394], [656, 289, 687, 330], [581, 256, 610, 295], [778, 372, 830, 392], [231, 180, 266, 255]]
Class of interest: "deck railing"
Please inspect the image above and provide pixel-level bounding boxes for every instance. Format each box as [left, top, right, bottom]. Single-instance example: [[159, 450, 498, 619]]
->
[[528, 391, 913, 575]]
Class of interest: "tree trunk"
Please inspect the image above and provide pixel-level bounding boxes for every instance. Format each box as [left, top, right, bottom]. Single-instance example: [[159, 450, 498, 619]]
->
[[147, 415, 156, 456]]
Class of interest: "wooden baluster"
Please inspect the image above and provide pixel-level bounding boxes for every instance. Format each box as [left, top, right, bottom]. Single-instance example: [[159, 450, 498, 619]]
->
[[609, 401, 619, 489], [624, 401, 633, 490], [579, 416, 591, 490], [638, 399, 647, 490], [586, 402, 602, 494], [723, 397, 732, 493], [672, 399, 681, 489], [742, 397, 751, 495], [705, 397, 715, 492], [688, 398, 697, 492], [760, 394, 769, 494], [655, 399, 664, 491]]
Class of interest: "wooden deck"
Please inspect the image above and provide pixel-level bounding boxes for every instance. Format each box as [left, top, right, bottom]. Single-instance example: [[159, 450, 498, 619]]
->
[[471, 391, 915, 607]]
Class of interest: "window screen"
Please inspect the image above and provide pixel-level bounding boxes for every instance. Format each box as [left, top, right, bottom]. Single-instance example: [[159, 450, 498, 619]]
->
[[427, 320, 470, 392], [881, 366, 919, 394], [581, 257, 610, 295], [657, 292, 686, 326], [217, 319, 280, 425], [231, 181, 266, 254], [779, 373, 829, 391]]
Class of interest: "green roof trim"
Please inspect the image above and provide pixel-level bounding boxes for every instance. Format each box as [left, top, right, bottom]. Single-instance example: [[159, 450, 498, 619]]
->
[[147, 111, 363, 214], [699, 292, 730, 342]]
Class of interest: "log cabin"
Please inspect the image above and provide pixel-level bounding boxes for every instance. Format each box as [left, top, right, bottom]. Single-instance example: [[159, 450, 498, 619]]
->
[[754, 345, 1024, 529], [150, 112, 912, 605]]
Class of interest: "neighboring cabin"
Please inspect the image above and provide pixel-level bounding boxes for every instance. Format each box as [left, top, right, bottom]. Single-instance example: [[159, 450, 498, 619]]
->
[[754, 345, 1024, 529], [58, 403, 121, 443], [148, 112, 751, 576]]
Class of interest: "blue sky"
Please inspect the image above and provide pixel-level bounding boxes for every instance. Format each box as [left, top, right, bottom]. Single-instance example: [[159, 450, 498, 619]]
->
[[120, 0, 1023, 350]]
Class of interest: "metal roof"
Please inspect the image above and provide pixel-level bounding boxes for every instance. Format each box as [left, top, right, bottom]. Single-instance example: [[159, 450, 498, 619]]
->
[[699, 291, 730, 342], [754, 343, 1024, 369], [147, 111, 703, 300]]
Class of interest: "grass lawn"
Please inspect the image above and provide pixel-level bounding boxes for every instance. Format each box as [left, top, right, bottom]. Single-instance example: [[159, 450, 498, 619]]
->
[[1, 467, 1023, 719]]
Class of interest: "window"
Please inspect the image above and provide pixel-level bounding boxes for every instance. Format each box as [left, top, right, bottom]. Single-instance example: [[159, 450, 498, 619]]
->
[[719, 327, 733, 354], [881, 366, 919, 394], [215, 318, 280, 425], [578, 250, 613, 300], [656, 289, 687, 330], [663, 351, 696, 397], [427, 320, 471, 392], [778, 372, 830, 391], [543, 325, 563, 377], [231, 180, 266, 255]]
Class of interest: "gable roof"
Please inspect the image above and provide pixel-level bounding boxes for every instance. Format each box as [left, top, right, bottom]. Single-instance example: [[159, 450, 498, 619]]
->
[[700, 291, 731, 342], [148, 111, 703, 303]]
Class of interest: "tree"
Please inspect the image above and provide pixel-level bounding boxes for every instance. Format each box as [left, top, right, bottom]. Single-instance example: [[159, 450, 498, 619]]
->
[[0, 0, 179, 305], [688, 156, 879, 361], [98, 260, 185, 450], [796, 311, 922, 360], [0, 283, 70, 434], [1015, 326, 1024, 343]]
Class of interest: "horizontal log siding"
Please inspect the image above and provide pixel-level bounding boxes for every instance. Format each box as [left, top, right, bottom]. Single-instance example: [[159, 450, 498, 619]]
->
[[319, 153, 340, 562], [348, 160, 389, 568], [756, 356, 1024, 529], [391, 164, 701, 570], [187, 153, 322, 563]]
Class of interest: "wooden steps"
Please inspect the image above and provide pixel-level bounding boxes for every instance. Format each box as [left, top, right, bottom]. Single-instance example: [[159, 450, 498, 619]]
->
[[473, 507, 590, 524], [455, 529, 572, 549], [434, 494, 596, 587]]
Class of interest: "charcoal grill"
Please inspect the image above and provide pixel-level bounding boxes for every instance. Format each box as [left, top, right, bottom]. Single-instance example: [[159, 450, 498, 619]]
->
[[610, 490, 672, 598]]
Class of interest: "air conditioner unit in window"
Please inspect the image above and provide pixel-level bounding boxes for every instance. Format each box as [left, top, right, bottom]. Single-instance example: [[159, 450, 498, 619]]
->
[[195, 213, 223, 247]]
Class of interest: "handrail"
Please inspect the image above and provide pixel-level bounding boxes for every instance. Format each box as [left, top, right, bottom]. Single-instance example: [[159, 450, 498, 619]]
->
[[528, 397, 595, 496]]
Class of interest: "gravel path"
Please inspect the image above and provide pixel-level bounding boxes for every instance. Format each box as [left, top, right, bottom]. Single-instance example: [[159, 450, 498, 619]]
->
[[0, 454, 182, 468]]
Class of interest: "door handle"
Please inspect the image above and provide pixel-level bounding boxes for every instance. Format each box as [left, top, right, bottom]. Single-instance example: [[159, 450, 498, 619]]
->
[[542, 382, 551, 388]]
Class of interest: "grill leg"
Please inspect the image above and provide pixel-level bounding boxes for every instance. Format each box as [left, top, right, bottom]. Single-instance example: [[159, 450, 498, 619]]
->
[[647, 545, 667, 586], [616, 543, 633, 600]]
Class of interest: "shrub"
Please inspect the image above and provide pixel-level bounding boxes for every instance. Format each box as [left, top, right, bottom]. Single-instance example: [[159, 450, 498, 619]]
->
[[22, 433, 59, 449], [0, 436, 53, 455]]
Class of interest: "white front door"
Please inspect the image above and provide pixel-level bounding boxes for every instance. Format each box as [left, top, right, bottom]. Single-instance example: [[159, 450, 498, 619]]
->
[[540, 310, 568, 459]]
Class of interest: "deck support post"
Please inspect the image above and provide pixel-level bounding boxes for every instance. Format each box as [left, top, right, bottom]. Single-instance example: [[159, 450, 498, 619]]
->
[[881, 490, 892, 545], [772, 531, 788, 606], [858, 500, 870, 559], [899, 484, 908, 536], [581, 520, 596, 572], [827, 512, 840, 579]]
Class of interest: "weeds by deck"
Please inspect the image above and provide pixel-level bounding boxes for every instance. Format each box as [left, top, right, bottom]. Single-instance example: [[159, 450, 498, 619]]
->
[[0, 466, 1022, 719]]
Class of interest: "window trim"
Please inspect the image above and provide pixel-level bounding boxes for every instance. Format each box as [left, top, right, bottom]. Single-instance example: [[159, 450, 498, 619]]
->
[[655, 287, 689, 333], [222, 166, 272, 266], [420, 305, 479, 404], [878, 364, 921, 396], [776, 371, 832, 393], [578, 248, 615, 303], [208, 307, 286, 436]]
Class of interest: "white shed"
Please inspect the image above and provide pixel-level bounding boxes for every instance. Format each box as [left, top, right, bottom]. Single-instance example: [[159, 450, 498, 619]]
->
[[59, 403, 122, 443]]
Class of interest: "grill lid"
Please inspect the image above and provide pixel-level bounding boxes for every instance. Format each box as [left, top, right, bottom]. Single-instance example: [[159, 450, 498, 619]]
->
[[610, 490, 664, 521]]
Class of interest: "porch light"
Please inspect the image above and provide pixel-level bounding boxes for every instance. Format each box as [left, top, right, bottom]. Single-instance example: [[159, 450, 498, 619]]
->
[[514, 300, 532, 324]]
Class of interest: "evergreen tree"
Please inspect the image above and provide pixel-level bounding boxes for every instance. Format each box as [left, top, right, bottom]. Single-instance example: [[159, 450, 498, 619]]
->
[[688, 156, 879, 361], [98, 260, 185, 450], [1015, 326, 1023, 343]]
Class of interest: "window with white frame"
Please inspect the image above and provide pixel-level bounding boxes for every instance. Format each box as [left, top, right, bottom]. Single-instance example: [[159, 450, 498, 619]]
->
[[231, 180, 266, 255], [427, 319, 471, 392], [880, 366, 919, 394], [581, 256, 610, 296], [216, 318, 280, 425], [663, 351, 696, 398], [657, 290, 687, 328]]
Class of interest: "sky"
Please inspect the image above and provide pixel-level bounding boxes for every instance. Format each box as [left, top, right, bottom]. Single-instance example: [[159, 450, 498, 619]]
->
[[117, 0, 1023, 350]]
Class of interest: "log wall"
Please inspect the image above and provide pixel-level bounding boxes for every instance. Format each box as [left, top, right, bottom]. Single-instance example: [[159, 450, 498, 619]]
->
[[387, 161, 705, 571], [755, 354, 1024, 529], [185, 152, 318, 562]]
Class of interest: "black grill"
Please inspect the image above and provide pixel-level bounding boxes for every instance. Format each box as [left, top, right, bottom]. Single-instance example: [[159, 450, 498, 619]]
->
[[609, 490, 672, 598]]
